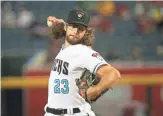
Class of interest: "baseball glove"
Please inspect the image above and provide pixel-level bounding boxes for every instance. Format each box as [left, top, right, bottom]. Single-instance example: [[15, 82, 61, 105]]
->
[[76, 69, 111, 103]]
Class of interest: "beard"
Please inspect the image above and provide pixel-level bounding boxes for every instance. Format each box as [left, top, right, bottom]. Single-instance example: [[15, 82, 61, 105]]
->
[[66, 35, 83, 45]]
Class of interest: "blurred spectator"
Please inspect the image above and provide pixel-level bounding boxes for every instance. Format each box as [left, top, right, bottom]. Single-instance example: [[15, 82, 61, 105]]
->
[[116, 4, 131, 21], [146, 3, 161, 21], [17, 7, 35, 28], [97, 1, 115, 17], [136, 15, 156, 34], [89, 15, 114, 33], [1, 2, 17, 28], [23, 38, 64, 70], [121, 9, 131, 21], [134, 2, 145, 17]]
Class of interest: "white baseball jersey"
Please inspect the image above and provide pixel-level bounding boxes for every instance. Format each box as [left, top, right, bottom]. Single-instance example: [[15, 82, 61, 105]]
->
[[45, 44, 108, 109]]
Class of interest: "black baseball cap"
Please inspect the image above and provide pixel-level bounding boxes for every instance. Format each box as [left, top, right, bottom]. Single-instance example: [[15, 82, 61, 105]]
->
[[67, 9, 90, 27]]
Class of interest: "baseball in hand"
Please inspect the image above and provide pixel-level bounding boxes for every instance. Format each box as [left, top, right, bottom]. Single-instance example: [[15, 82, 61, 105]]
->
[[47, 16, 57, 27], [47, 20, 53, 27]]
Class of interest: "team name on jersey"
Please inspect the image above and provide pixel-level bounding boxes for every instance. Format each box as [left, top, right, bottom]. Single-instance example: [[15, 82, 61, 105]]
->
[[52, 59, 69, 75]]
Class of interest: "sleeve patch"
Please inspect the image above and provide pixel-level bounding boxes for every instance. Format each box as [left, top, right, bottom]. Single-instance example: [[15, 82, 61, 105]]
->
[[92, 53, 104, 61]]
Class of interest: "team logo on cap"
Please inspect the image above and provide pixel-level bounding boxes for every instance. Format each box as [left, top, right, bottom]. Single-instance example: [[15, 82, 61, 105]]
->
[[76, 11, 84, 19]]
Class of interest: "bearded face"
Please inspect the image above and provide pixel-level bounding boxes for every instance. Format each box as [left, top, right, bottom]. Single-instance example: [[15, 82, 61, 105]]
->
[[65, 24, 87, 45]]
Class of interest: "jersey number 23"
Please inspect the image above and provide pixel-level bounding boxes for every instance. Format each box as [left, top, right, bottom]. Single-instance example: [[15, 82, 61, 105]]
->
[[54, 79, 69, 94]]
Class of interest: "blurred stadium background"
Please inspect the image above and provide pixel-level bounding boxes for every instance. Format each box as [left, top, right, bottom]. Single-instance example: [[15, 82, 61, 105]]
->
[[1, 1, 163, 116]]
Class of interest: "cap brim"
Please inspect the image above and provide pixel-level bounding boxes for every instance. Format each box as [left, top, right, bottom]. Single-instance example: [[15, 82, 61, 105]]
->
[[67, 21, 88, 27]]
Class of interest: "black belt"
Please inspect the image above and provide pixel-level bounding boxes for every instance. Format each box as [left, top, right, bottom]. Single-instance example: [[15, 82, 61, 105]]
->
[[46, 107, 80, 115]]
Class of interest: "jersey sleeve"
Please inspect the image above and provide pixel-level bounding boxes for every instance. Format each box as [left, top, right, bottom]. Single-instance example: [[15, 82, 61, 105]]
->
[[81, 48, 109, 74]]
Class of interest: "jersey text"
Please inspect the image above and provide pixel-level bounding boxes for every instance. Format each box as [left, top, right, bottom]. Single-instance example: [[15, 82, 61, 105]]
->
[[52, 59, 69, 75]]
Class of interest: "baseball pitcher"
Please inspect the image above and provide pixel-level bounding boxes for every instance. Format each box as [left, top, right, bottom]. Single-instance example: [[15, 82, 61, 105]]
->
[[44, 8, 121, 116]]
